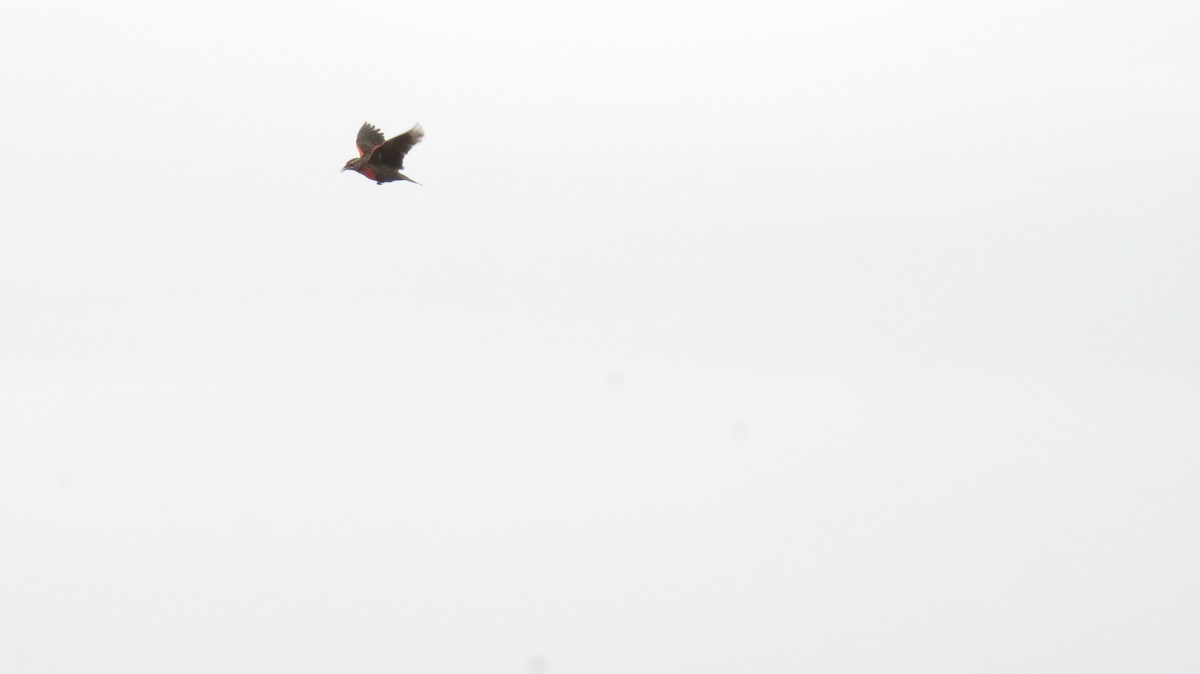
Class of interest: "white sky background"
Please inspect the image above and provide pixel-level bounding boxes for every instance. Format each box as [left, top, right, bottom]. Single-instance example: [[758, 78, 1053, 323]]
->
[[2, 0, 1199, 671]]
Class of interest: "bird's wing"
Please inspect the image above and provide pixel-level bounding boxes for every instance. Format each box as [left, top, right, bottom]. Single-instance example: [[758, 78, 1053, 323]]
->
[[370, 123, 424, 169], [356, 122, 386, 157]]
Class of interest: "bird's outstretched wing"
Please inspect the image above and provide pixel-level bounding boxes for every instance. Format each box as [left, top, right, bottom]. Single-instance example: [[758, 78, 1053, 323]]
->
[[371, 124, 424, 169], [356, 122, 386, 157]]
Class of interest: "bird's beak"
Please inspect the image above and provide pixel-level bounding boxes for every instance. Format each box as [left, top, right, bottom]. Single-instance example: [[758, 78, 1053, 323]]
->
[[340, 166, 348, 172]]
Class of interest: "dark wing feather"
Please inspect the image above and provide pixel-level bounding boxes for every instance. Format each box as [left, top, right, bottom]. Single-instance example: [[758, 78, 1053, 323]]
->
[[356, 122, 386, 157], [370, 124, 424, 169]]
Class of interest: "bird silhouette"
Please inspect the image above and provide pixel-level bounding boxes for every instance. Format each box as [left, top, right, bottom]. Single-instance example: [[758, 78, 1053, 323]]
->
[[342, 122, 424, 185]]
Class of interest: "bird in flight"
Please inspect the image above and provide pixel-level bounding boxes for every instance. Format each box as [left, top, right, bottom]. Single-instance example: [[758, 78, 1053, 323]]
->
[[342, 122, 424, 185]]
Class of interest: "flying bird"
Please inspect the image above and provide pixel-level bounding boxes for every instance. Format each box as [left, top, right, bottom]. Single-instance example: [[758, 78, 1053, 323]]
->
[[342, 122, 424, 185]]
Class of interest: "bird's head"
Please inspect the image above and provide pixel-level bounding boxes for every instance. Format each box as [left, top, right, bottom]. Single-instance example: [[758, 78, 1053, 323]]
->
[[341, 157, 361, 172]]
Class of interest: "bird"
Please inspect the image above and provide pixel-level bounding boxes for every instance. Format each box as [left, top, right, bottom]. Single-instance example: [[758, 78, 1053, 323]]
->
[[342, 121, 424, 185]]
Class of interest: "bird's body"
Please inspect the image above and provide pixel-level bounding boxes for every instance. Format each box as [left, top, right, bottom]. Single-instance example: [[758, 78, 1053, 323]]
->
[[342, 122, 424, 184]]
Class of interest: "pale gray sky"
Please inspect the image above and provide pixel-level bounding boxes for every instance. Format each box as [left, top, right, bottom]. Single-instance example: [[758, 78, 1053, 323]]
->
[[2, 0, 1199, 672]]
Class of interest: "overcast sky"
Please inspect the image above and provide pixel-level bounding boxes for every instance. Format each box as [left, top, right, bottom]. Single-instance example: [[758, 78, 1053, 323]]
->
[[2, 0, 1199, 672]]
